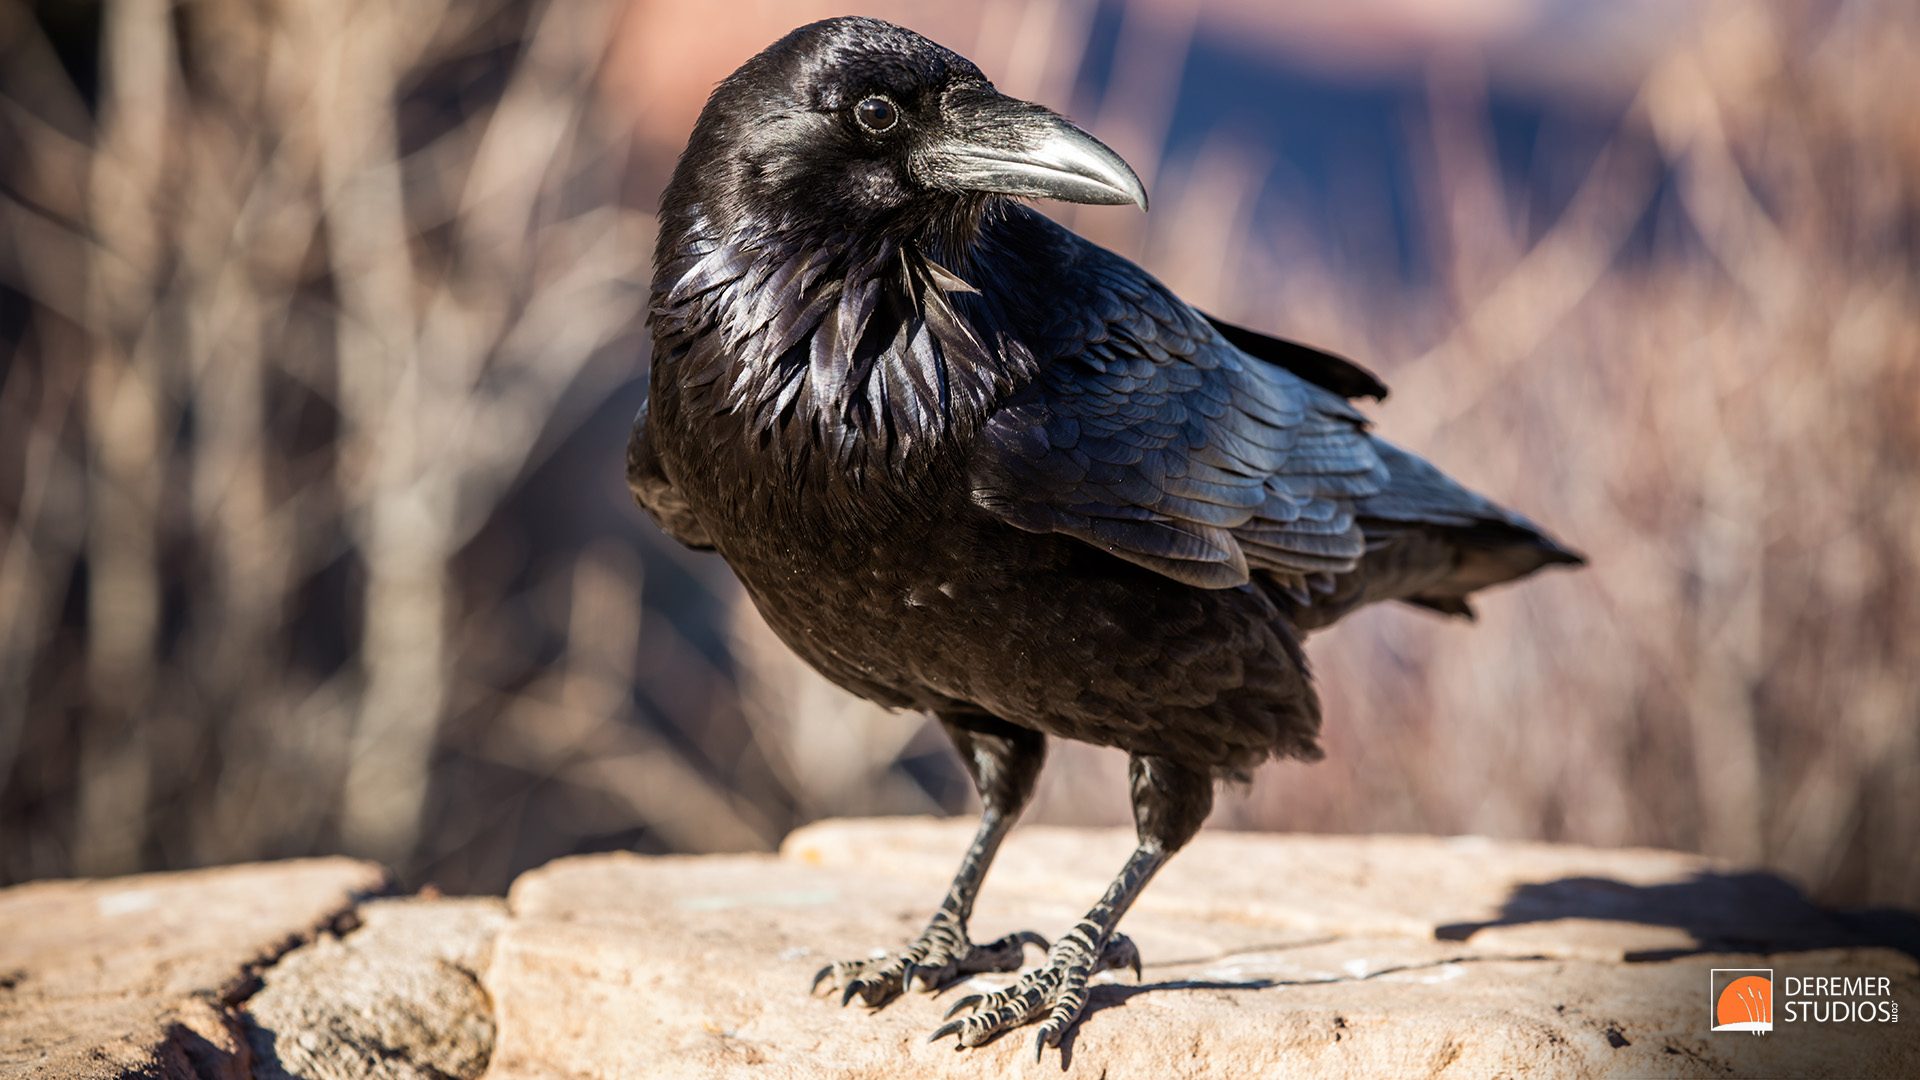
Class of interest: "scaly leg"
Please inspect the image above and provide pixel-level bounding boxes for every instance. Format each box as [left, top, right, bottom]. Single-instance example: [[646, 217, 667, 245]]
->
[[813, 713, 1048, 1007], [932, 754, 1212, 1055]]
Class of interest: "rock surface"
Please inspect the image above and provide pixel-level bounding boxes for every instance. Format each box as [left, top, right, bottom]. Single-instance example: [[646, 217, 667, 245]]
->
[[487, 819, 1920, 1079], [3, 820, 1917, 1078], [241, 897, 506, 1080], [0, 858, 389, 1079]]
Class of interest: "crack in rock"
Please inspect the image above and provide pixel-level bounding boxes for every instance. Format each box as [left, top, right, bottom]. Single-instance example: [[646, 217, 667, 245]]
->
[[240, 897, 508, 1080]]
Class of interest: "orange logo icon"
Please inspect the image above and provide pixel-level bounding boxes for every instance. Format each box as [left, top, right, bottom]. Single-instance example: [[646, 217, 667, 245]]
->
[[1711, 969, 1774, 1033]]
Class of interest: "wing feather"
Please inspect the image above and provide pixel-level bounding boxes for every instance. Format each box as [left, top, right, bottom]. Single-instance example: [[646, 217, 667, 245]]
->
[[971, 239, 1387, 588]]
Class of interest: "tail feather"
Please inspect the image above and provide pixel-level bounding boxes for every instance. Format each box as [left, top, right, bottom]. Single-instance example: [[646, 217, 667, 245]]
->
[[1398, 519, 1585, 619], [1360, 440, 1584, 617], [1280, 439, 1582, 630]]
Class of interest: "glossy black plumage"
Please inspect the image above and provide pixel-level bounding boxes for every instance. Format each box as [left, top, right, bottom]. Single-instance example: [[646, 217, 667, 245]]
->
[[630, 16, 1583, 1053]]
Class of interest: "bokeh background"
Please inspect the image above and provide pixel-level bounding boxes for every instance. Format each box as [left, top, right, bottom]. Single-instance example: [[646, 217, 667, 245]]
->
[[2, 0, 1916, 910]]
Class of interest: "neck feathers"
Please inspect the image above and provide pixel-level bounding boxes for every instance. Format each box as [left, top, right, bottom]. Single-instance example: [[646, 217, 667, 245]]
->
[[651, 209, 1034, 483]]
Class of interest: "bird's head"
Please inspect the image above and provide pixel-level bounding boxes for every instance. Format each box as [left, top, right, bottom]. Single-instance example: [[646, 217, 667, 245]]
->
[[665, 17, 1145, 251]]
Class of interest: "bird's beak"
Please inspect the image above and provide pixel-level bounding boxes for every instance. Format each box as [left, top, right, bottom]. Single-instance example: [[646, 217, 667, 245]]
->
[[916, 87, 1148, 211]]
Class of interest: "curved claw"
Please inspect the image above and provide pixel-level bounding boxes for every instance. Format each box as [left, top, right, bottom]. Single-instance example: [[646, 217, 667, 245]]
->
[[1010, 929, 1050, 952], [810, 965, 834, 994], [839, 981, 863, 1008], [928, 1019, 965, 1044], [1032, 1030, 1049, 1062], [1036, 1000, 1075, 1050], [943, 992, 984, 1019]]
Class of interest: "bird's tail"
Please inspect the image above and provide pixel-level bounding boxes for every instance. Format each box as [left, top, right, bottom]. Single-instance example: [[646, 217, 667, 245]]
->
[[1354, 439, 1584, 621], [1387, 519, 1586, 620], [1278, 439, 1582, 630]]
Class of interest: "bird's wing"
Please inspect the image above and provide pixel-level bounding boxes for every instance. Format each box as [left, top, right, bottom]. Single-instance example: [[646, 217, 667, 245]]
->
[[970, 249, 1388, 589], [1200, 313, 1389, 401], [627, 398, 714, 550]]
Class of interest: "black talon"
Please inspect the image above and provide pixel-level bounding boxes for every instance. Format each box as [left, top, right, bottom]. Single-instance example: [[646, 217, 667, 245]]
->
[[1040, 1009, 1070, 1049], [944, 992, 984, 1019], [928, 1019, 964, 1044], [839, 981, 863, 1007]]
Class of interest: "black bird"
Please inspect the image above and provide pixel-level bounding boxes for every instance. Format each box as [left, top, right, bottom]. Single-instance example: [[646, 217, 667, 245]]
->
[[631, 17, 1583, 1054]]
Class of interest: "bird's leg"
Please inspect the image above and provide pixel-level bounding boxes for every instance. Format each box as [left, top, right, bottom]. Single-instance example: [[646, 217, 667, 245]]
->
[[932, 754, 1212, 1055], [813, 714, 1047, 1007]]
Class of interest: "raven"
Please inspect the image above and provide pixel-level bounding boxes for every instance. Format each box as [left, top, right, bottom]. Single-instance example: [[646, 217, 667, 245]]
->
[[632, 16, 1583, 1054]]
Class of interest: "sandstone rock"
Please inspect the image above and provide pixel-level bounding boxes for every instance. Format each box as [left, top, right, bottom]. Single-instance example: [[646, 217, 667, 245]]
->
[[241, 896, 507, 1080], [0, 858, 389, 1079], [5, 823, 1915, 1078], [485, 819, 1919, 1079]]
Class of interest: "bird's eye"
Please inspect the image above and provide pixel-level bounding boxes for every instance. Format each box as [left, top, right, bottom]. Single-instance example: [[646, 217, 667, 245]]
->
[[854, 96, 898, 133]]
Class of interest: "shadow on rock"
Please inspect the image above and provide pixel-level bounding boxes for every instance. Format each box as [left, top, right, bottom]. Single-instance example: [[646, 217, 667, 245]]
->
[[1434, 872, 1920, 962]]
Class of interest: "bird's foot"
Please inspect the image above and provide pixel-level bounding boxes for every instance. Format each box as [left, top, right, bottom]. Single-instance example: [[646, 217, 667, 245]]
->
[[930, 928, 1141, 1053], [811, 913, 1046, 1008]]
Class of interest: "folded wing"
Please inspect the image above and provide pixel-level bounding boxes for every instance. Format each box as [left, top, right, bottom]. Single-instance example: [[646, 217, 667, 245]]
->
[[970, 243, 1388, 589]]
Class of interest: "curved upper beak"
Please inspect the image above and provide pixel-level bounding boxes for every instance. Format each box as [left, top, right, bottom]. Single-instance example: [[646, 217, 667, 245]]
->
[[915, 87, 1148, 211]]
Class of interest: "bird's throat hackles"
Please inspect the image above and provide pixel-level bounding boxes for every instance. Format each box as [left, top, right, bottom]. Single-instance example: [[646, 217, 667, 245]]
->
[[650, 202, 1038, 487]]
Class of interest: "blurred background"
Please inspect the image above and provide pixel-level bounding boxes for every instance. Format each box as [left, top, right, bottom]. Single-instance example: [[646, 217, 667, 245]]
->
[[2, 0, 1916, 910]]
